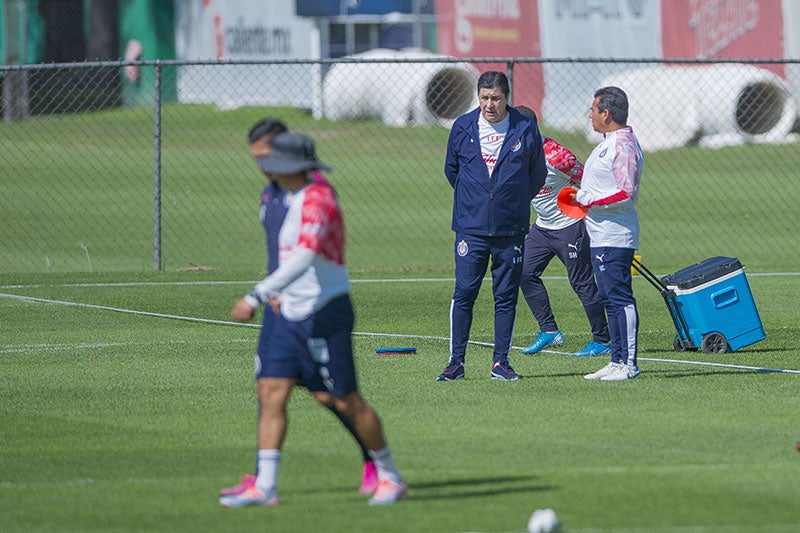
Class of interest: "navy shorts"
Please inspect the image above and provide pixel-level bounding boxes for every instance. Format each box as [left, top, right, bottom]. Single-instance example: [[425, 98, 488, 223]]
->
[[256, 294, 357, 397]]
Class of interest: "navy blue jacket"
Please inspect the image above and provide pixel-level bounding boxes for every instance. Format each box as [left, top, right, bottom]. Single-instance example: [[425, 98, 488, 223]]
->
[[445, 106, 547, 237]]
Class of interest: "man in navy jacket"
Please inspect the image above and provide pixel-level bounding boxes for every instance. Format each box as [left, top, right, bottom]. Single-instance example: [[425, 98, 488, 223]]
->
[[437, 71, 547, 381]]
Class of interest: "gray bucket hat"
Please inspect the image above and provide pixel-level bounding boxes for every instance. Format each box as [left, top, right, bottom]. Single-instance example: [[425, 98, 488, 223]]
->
[[255, 132, 332, 175]]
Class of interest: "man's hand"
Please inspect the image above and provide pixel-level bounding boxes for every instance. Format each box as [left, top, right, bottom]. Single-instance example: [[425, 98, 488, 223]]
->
[[231, 298, 257, 322], [557, 186, 589, 219]]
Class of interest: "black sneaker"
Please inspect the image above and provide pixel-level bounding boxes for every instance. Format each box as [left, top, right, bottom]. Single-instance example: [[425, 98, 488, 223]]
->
[[490, 360, 520, 380], [436, 359, 465, 381]]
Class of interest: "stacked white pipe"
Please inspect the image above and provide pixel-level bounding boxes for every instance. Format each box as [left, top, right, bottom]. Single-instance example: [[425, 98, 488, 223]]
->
[[322, 48, 479, 128]]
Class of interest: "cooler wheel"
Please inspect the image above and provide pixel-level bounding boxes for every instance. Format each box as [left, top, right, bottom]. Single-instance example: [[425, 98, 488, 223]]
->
[[672, 335, 695, 352], [700, 331, 728, 354]]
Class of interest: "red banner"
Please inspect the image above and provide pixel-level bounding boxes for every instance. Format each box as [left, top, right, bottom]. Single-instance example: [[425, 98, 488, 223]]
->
[[436, 0, 544, 115], [661, 0, 784, 76]]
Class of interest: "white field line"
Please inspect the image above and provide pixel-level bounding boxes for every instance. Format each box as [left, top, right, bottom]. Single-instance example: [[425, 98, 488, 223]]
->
[[0, 338, 254, 355], [1, 270, 798, 291], [2, 291, 798, 375]]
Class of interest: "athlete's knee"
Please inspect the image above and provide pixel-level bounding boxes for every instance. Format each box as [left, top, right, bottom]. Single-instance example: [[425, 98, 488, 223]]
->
[[257, 378, 293, 408], [334, 392, 369, 417], [311, 390, 335, 409]]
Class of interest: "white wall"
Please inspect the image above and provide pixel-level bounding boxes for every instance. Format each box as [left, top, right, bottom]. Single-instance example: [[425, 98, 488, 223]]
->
[[174, 0, 319, 109]]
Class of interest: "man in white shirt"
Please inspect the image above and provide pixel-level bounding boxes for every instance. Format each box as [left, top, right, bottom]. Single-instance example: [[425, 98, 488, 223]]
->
[[514, 105, 611, 358], [572, 87, 644, 381]]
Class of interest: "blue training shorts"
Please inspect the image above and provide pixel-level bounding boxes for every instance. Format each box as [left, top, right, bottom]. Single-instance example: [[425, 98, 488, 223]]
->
[[255, 294, 357, 397]]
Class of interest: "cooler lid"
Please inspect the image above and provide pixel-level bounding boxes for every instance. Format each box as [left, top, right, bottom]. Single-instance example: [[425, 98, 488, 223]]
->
[[661, 256, 743, 289]]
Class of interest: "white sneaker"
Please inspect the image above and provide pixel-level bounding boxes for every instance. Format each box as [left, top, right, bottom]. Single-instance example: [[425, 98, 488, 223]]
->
[[584, 362, 622, 380], [600, 364, 641, 381]]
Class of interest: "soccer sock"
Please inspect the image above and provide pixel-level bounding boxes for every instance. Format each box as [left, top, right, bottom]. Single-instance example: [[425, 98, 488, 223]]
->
[[368, 446, 401, 483], [256, 449, 281, 493]]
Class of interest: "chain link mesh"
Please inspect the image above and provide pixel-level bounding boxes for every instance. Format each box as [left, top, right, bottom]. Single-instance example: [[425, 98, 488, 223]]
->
[[2, 59, 798, 275]]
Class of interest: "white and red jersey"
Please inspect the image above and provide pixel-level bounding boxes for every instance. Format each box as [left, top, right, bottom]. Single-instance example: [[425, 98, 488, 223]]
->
[[478, 113, 509, 176], [250, 182, 350, 321], [576, 126, 644, 249], [531, 136, 584, 230]]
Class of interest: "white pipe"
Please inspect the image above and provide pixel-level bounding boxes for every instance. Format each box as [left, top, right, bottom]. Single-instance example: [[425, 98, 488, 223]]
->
[[322, 48, 479, 128], [590, 65, 797, 151]]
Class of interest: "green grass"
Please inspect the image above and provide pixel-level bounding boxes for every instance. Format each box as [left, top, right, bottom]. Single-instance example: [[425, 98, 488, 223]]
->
[[2, 101, 799, 531], [1, 270, 799, 532], [1, 104, 799, 274]]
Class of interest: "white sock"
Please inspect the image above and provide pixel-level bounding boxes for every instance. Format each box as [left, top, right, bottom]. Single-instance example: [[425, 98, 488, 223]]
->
[[368, 446, 401, 483], [256, 449, 281, 493]]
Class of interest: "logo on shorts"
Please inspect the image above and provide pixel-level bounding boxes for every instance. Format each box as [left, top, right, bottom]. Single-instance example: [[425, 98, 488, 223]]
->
[[595, 253, 606, 272], [457, 239, 469, 257], [511, 139, 521, 152], [568, 241, 579, 259]]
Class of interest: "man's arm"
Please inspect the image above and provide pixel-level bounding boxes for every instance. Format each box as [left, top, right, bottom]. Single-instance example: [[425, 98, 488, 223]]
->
[[543, 137, 583, 183], [575, 142, 640, 208], [528, 130, 548, 197], [444, 123, 462, 187], [246, 247, 315, 306]]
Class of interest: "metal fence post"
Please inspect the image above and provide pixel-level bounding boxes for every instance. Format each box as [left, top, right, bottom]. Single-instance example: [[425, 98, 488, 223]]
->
[[507, 60, 515, 106], [153, 62, 163, 271]]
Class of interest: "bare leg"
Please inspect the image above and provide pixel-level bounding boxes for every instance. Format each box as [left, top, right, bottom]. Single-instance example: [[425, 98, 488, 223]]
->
[[257, 377, 295, 450], [333, 392, 387, 451]]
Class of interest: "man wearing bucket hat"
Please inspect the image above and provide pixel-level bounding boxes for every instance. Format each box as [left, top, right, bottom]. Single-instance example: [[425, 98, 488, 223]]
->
[[223, 132, 407, 507], [219, 120, 378, 502]]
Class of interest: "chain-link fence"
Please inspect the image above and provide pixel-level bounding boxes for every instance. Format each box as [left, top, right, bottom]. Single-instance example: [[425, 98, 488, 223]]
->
[[2, 58, 799, 276]]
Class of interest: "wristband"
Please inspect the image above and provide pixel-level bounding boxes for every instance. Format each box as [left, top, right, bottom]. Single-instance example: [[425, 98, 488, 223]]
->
[[244, 291, 261, 308]]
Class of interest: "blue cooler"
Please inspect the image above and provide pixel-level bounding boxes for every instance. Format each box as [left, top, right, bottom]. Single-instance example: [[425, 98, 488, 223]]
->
[[661, 257, 766, 353]]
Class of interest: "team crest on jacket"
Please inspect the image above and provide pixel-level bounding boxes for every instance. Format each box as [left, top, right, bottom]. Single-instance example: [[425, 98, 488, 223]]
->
[[511, 139, 521, 152], [457, 239, 468, 257]]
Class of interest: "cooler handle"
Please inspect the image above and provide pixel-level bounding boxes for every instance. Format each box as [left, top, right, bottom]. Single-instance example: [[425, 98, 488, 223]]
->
[[712, 286, 739, 309]]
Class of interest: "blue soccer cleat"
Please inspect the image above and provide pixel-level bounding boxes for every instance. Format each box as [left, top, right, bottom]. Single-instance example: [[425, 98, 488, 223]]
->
[[520, 331, 564, 354], [573, 341, 612, 357]]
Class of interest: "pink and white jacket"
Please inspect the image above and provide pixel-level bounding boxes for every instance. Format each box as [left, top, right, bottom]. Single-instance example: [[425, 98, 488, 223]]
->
[[576, 126, 644, 249]]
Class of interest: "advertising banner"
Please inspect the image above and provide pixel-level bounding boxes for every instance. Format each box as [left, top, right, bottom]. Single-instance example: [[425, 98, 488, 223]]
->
[[661, 0, 784, 76], [435, 0, 544, 115], [537, 0, 662, 131], [175, 0, 318, 109]]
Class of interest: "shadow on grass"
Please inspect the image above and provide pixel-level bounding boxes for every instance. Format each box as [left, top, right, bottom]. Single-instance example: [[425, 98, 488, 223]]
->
[[405, 474, 554, 501], [521, 368, 779, 379], [638, 347, 786, 355], [643, 368, 774, 378], [296, 474, 554, 500]]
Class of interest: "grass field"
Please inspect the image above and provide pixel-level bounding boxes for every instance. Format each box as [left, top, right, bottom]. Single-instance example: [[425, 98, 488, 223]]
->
[[2, 269, 799, 532], [2, 101, 799, 531], [2, 105, 799, 274]]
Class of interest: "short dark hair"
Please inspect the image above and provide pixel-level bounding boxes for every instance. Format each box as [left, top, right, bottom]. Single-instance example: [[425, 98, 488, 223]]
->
[[248, 118, 288, 144], [477, 71, 510, 96], [594, 86, 628, 125], [515, 105, 537, 122]]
